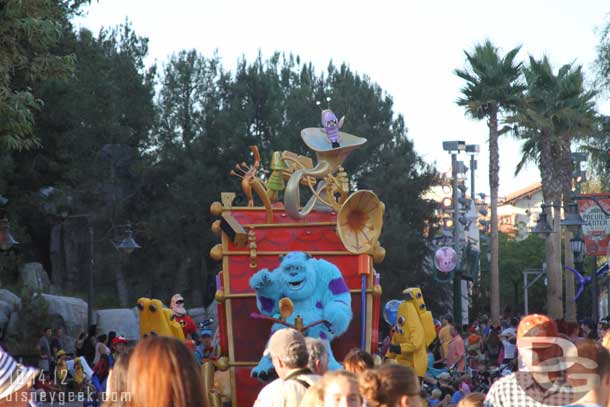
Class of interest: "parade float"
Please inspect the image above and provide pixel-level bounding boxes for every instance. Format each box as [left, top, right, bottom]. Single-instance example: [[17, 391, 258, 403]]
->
[[206, 108, 386, 407]]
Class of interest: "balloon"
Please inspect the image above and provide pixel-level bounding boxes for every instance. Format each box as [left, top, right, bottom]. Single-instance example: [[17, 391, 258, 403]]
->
[[434, 246, 458, 273], [383, 300, 401, 326]]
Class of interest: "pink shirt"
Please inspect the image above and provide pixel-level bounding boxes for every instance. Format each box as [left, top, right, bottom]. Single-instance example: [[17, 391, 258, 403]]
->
[[447, 335, 465, 371]]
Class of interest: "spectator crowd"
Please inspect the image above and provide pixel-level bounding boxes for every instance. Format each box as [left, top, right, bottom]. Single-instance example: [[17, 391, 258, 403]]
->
[[1, 311, 610, 406]]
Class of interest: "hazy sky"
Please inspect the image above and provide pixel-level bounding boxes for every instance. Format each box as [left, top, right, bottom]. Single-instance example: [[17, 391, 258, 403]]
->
[[74, 0, 610, 196]]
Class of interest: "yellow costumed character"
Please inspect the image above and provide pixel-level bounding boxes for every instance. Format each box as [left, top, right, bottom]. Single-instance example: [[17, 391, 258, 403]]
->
[[137, 298, 185, 340], [385, 287, 436, 377]]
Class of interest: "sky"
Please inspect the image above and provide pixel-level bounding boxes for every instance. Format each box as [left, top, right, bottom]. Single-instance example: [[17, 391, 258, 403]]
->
[[74, 0, 610, 197]]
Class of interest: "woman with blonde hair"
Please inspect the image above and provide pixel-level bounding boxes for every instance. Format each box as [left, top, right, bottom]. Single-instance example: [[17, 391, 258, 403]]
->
[[103, 349, 133, 407], [126, 336, 205, 407], [456, 392, 485, 407], [359, 364, 421, 407], [302, 370, 362, 407]]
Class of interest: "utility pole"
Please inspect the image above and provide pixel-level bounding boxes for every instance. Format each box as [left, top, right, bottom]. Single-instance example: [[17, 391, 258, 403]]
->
[[451, 152, 462, 328]]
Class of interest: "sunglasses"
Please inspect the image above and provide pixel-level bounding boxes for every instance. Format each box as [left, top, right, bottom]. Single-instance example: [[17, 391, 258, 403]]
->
[[175, 300, 184, 304]]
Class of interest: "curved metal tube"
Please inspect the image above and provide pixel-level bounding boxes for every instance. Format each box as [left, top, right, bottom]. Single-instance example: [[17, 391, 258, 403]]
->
[[284, 161, 331, 219]]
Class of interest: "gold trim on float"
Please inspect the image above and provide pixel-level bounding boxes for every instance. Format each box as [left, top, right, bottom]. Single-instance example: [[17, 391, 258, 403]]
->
[[229, 361, 258, 366], [222, 290, 377, 300], [223, 206, 287, 211], [243, 221, 336, 228]]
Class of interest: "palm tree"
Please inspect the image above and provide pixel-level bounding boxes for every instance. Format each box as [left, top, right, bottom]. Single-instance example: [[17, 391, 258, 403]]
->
[[510, 56, 596, 319], [455, 40, 524, 325]]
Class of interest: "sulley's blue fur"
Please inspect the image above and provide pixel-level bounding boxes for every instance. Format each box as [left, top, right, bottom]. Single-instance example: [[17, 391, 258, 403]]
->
[[249, 251, 352, 380]]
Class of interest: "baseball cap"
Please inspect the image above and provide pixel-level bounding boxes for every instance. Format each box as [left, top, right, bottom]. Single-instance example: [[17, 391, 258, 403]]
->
[[263, 328, 306, 358], [112, 336, 128, 346], [517, 314, 558, 349]]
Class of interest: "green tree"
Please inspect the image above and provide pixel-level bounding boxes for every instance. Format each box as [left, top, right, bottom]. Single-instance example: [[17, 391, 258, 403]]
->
[[510, 57, 596, 319], [473, 234, 546, 317], [0, 0, 88, 151], [5, 22, 156, 306], [454, 40, 524, 324]]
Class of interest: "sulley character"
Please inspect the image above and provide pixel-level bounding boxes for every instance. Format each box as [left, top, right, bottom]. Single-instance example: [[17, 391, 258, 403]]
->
[[249, 251, 352, 381], [385, 287, 435, 378]]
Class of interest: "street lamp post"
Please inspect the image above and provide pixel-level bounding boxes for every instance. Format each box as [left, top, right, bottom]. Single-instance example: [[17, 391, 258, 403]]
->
[[64, 216, 142, 328], [443, 140, 466, 328]]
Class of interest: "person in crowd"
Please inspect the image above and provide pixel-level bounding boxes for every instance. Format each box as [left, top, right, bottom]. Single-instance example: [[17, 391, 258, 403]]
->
[[54, 349, 69, 384], [564, 338, 610, 407], [50, 327, 66, 360], [253, 328, 320, 407], [301, 370, 362, 407], [343, 347, 375, 375], [94, 334, 110, 365], [438, 315, 454, 362], [436, 372, 455, 400], [599, 317, 609, 339], [109, 336, 128, 367], [484, 314, 574, 407], [479, 315, 491, 337], [602, 329, 610, 351], [106, 331, 117, 349], [467, 326, 483, 371], [498, 317, 518, 368], [197, 327, 217, 361], [359, 364, 422, 407], [428, 388, 444, 407], [581, 318, 598, 340], [305, 337, 329, 376], [483, 326, 502, 367], [37, 326, 53, 373], [126, 336, 205, 407], [0, 347, 39, 407], [457, 393, 485, 407], [92, 353, 110, 393], [425, 342, 448, 381], [447, 326, 466, 372], [103, 349, 133, 407], [170, 293, 198, 340], [80, 325, 97, 366]]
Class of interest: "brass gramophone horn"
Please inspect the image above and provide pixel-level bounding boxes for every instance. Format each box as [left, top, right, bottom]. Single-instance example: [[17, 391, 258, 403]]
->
[[337, 190, 384, 254], [284, 128, 366, 219]]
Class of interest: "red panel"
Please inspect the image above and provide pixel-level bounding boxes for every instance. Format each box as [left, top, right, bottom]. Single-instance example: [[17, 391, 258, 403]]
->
[[227, 226, 344, 252], [231, 208, 338, 225], [227, 256, 362, 294], [231, 298, 273, 361], [234, 367, 263, 407]]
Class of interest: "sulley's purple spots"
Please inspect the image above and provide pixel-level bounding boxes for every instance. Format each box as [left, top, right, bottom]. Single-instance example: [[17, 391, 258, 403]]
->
[[319, 331, 328, 340], [316, 301, 323, 309], [259, 296, 275, 313], [329, 278, 348, 295]]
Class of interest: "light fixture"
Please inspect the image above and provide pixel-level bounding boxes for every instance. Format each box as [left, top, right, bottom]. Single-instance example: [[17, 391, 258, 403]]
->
[[115, 224, 141, 254], [533, 205, 553, 239], [441, 197, 452, 208], [561, 201, 587, 234], [442, 141, 466, 152], [570, 229, 585, 265]]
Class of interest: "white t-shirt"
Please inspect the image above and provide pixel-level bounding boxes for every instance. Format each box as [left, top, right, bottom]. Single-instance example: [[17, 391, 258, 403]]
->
[[501, 327, 516, 359]]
